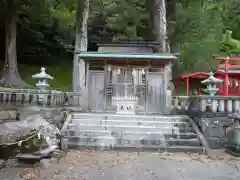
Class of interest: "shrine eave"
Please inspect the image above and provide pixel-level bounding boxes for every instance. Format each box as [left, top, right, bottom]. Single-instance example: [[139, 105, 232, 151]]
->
[[174, 72, 210, 82], [76, 51, 177, 60], [217, 69, 240, 74]]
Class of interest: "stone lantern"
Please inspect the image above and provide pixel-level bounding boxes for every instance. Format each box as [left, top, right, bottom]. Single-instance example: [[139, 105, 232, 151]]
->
[[32, 67, 53, 90], [201, 72, 223, 112], [32, 67, 53, 106], [201, 72, 223, 96]]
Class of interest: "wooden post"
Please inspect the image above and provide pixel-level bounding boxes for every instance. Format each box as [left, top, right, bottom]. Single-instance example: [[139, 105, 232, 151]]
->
[[224, 72, 229, 96], [197, 88, 200, 96], [85, 61, 89, 109], [185, 77, 189, 96], [224, 57, 229, 96], [103, 60, 108, 111]]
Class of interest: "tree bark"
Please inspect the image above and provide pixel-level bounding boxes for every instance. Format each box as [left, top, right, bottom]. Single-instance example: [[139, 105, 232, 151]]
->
[[148, 0, 173, 113], [72, 0, 89, 92], [1, 0, 27, 87], [148, 0, 168, 53], [166, 0, 176, 51]]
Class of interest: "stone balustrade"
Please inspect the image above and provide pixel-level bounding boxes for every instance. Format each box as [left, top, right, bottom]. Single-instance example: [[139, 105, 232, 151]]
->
[[173, 95, 240, 113], [0, 88, 82, 110]]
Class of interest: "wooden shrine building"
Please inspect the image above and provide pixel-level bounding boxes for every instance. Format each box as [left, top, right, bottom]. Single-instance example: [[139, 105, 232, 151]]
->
[[74, 42, 177, 114]]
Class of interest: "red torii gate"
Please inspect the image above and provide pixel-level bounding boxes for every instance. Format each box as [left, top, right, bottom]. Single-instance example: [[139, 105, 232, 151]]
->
[[215, 56, 240, 96], [174, 56, 240, 96]]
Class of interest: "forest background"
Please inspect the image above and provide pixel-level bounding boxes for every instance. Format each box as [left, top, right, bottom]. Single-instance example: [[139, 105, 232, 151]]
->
[[0, 0, 239, 90]]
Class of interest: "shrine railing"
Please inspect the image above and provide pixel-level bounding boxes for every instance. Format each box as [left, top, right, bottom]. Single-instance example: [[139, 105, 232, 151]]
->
[[0, 88, 82, 110], [173, 95, 240, 113]]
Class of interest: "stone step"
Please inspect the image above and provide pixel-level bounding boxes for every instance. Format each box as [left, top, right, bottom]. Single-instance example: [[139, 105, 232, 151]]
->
[[65, 135, 201, 146], [68, 123, 194, 133], [72, 113, 189, 122], [66, 130, 112, 137], [71, 119, 190, 127], [66, 141, 204, 153], [65, 129, 198, 139], [62, 113, 204, 153]]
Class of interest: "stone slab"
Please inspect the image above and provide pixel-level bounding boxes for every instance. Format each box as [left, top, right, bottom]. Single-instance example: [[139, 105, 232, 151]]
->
[[67, 142, 204, 153], [67, 135, 201, 147], [65, 131, 197, 139], [72, 113, 189, 121], [40, 158, 52, 169], [0, 159, 5, 169], [16, 145, 58, 160], [72, 119, 189, 127], [16, 153, 43, 160], [32, 145, 58, 156]]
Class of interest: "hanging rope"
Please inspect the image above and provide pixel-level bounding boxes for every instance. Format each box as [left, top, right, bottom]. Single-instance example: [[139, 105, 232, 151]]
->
[[0, 132, 39, 146]]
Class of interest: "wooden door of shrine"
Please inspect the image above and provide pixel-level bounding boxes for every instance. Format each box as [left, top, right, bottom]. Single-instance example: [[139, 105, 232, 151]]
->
[[105, 67, 147, 112], [88, 71, 104, 112]]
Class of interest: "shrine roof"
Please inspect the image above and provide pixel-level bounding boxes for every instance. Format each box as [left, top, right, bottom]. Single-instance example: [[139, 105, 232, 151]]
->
[[217, 64, 240, 74], [174, 72, 210, 82], [216, 69, 240, 74], [97, 42, 160, 47], [76, 51, 177, 60]]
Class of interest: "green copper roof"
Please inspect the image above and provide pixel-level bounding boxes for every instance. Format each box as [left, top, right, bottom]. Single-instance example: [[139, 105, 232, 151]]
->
[[76, 51, 177, 60]]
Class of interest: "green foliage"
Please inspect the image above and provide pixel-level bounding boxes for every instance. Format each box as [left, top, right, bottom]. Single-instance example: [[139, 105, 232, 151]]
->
[[2, 0, 240, 84], [172, 1, 224, 73], [89, 0, 148, 42], [220, 30, 240, 58]]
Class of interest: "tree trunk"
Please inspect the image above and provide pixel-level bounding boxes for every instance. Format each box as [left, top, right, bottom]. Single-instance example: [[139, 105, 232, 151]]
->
[[1, 0, 27, 87], [148, 0, 168, 53], [166, 0, 177, 51], [148, 0, 173, 112], [72, 0, 89, 92]]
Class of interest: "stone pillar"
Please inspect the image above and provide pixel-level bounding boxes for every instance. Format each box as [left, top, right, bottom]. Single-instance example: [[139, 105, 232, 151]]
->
[[73, 55, 87, 110], [164, 62, 173, 114], [73, 55, 86, 92], [78, 58, 86, 91]]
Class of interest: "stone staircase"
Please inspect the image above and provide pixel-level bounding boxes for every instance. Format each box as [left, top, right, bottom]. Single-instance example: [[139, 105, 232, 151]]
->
[[62, 113, 205, 153]]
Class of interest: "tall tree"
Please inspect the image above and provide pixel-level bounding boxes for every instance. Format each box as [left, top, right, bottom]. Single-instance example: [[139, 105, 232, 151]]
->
[[148, 0, 168, 53], [73, 0, 89, 92], [1, 0, 55, 87], [1, 0, 26, 87]]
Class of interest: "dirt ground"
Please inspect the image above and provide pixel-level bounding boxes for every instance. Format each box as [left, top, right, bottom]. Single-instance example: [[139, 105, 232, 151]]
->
[[1, 150, 240, 180]]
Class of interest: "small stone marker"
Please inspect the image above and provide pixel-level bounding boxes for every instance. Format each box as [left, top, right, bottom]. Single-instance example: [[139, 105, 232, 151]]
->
[[0, 159, 5, 169], [40, 158, 52, 169]]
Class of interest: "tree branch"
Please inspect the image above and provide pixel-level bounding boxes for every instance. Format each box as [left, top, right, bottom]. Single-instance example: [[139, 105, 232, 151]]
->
[[53, 0, 64, 9]]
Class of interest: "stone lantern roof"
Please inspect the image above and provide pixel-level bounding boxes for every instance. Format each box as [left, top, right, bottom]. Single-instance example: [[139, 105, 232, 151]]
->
[[201, 72, 223, 85], [32, 67, 53, 80]]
